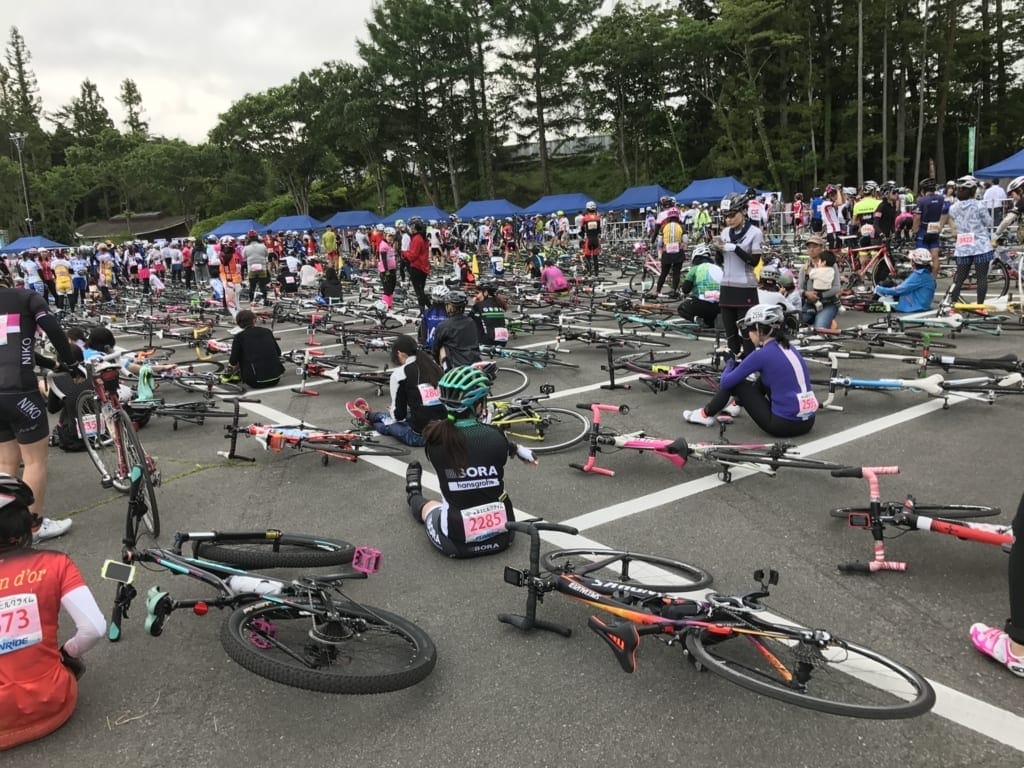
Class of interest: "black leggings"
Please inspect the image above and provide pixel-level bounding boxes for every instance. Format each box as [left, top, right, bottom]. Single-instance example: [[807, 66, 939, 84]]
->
[[950, 254, 992, 304], [409, 267, 429, 311], [719, 306, 755, 357], [704, 378, 814, 438], [656, 258, 683, 293], [1007, 493, 1024, 645]]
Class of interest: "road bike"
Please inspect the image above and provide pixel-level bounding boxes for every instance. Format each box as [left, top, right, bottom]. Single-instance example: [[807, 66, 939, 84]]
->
[[569, 403, 842, 481], [74, 355, 160, 534], [220, 398, 410, 465], [822, 366, 1024, 410], [828, 465, 1011, 574], [478, 344, 579, 370], [487, 384, 591, 454], [498, 520, 934, 719], [103, 467, 436, 693], [832, 236, 903, 293], [613, 349, 726, 396]]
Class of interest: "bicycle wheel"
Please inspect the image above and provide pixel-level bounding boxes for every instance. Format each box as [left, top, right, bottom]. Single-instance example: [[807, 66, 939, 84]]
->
[[496, 406, 590, 454], [629, 270, 656, 294], [960, 259, 1010, 302], [488, 366, 529, 399], [613, 349, 692, 372], [220, 599, 437, 694], [173, 375, 247, 396], [712, 450, 845, 473], [342, 437, 412, 458], [541, 549, 713, 592], [111, 411, 160, 537], [679, 365, 722, 395], [193, 532, 356, 569], [685, 625, 934, 719], [75, 392, 118, 485], [830, 504, 1001, 521]]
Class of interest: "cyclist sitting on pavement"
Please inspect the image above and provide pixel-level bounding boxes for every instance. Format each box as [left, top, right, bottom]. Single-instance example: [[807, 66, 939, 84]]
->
[[431, 290, 482, 370], [402, 365, 537, 558], [224, 309, 284, 389], [419, 285, 450, 350], [677, 244, 722, 329], [469, 280, 509, 347], [0, 474, 105, 750], [684, 303, 818, 438], [346, 334, 445, 448], [873, 248, 936, 312], [539, 258, 569, 293]]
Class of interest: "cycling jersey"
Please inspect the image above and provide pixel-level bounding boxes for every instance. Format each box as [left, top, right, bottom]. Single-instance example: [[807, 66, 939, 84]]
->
[[874, 267, 937, 312], [681, 263, 722, 303], [580, 213, 602, 255], [389, 356, 446, 433], [718, 221, 761, 306], [424, 420, 516, 557], [229, 326, 285, 387], [914, 193, 949, 243], [0, 548, 105, 750], [660, 220, 686, 262], [948, 199, 993, 259], [719, 340, 818, 422], [0, 288, 73, 392], [432, 314, 482, 368], [419, 305, 449, 349], [470, 298, 508, 346]]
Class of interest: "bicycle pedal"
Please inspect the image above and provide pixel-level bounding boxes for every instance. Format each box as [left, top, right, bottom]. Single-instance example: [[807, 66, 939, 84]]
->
[[100, 476, 114, 489]]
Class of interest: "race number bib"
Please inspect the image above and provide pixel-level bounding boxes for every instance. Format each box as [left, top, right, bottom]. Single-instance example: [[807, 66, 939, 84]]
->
[[0, 593, 43, 655], [926, 222, 941, 234], [460, 500, 508, 543], [665, 242, 680, 254], [493, 327, 509, 343], [491, 257, 504, 271], [250, 262, 264, 272], [955, 233, 975, 247], [796, 390, 819, 419], [699, 290, 720, 302], [77, 414, 98, 438], [417, 383, 441, 406], [0, 315, 7, 346], [284, 276, 296, 284]]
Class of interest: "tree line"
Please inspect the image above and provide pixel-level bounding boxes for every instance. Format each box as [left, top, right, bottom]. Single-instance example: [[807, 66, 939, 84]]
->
[[1, 0, 1021, 243]]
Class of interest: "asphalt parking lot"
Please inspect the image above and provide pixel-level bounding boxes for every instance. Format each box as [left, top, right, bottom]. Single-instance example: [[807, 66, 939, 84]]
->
[[8, 293, 1024, 768]]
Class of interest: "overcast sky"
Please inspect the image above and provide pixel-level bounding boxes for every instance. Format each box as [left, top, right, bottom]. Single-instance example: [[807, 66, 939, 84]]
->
[[11, 0, 627, 145]]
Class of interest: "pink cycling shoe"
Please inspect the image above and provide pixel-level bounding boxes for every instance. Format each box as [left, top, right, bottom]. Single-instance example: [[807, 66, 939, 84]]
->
[[969, 623, 1024, 678]]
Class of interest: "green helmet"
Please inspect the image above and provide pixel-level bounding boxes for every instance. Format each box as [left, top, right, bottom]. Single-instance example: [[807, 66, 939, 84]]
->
[[438, 365, 491, 413]]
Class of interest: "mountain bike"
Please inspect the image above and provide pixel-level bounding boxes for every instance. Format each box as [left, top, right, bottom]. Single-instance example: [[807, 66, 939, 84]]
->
[[828, 465, 1011, 574], [498, 520, 934, 719], [74, 354, 160, 534], [103, 468, 436, 693], [487, 384, 590, 454]]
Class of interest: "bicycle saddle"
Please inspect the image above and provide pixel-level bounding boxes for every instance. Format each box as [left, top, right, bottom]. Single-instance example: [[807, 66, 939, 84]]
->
[[664, 438, 690, 456]]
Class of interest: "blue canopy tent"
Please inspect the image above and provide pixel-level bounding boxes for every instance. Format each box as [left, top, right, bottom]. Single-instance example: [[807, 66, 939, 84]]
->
[[266, 215, 326, 233], [599, 185, 675, 212], [204, 219, 268, 239], [323, 210, 382, 228], [453, 199, 523, 220], [382, 205, 451, 225], [975, 148, 1024, 179], [675, 176, 751, 205], [520, 193, 593, 216], [0, 235, 72, 254]]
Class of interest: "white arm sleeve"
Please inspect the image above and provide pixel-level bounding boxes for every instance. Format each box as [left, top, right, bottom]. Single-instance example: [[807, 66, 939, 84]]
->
[[60, 585, 106, 658]]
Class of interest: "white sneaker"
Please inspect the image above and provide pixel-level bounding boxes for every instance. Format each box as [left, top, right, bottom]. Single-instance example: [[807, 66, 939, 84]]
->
[[683, 409, 715, 427], [33, 517, 72, 543], [722, 402, 742, 417]]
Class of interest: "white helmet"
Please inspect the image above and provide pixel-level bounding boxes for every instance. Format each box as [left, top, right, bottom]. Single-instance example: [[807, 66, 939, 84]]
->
[[384, 226, 397, 236], [395, 219, 405, 229], [430, 284, 449, 302], [909, 248, 932, 265], [372, 299, 388, 314], [585, 200, 597, 211], [739, 303, 785, 330], [1007, 175, 1024, 195], [375, 223, 385, 231], [955, 175, 978, 191]]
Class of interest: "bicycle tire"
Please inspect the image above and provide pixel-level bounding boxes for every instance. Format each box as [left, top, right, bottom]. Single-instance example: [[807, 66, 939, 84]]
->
[[488, 367, 529, 399], [341, 437, 412, 458], [172, 375, 247, 396], [193, 532, 356, 568], [75, 392, 118, 486], [685, 626, 934, 719], [220, 599, 436, 694], [829, 504, 1001, 521], [679, 366, 722, 395], [629, 270, 656, 295], [613, 349, 692, 371], [112, 411, 160, 537], [541, 549, 713, 592], [963, 259, 1010, 301], [494, 406, 590, 454]]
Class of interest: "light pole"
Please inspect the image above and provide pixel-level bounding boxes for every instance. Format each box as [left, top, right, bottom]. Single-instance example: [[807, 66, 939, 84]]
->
[[9, 132, 33, 236]]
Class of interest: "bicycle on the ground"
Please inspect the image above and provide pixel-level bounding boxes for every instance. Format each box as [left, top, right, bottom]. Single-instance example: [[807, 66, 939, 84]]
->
[[487, 384, 591, 454], [498, 520, 934, 719], [828, 465, 1011, 574], [103, 467, 436, 693]]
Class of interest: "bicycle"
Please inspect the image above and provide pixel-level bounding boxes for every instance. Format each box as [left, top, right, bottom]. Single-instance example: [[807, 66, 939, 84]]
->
[[613, 348, 726, 396], [103, 468, 437, 693], [498, 520, 934, 719], [73, 354, 161, 534], [487, 384, 591, 454], [478, 344, 579, 370], [220, 398, 410, 465], [828, 465, 1011, 574], [832, 236, 903, 294], [822, 368, 1024, 410], [569, 403, 843, 481]]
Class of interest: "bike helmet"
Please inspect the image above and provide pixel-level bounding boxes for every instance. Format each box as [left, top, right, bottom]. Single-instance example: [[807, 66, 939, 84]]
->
[[919, 178, 938, 193], [739, 303, 785, 330], [659, 196, 674, 209], [1007, 175, 1024, 196], [384, 226, 397, 236], [438, 365, 491, 413], [909, 248, 933, 265], [247, 229, 259, 240], [720, 193, 747, 215], [408, 216, 425, 230], [777, 269, 795, 289], [955, 175, 978, 191], [430, 284, 450, 303], [863, 180, 879, 194], [585, 200, 597, 211], [445, 289, 468, 309], [690, 244, 713, 264], [758, 266, 781, 284], [475, 279, 497, 295], [394, 219, 405, 229], [823, 184, 839, 198], [372, 299, 389, 314]]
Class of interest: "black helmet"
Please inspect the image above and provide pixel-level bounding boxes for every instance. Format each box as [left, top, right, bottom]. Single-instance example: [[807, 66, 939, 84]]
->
[[919, 178, 938, 193], [659, 196, 675, 209], [446, 290, 468, 308], [475, 279, 497, 295], [720, 193, 747, 216]]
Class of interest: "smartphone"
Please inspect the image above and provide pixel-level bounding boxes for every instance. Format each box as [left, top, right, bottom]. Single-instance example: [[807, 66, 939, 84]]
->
[[100, 559, 136, 584]]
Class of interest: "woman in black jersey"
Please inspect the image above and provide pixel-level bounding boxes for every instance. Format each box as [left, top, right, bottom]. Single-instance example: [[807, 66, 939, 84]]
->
[[403, 365, 537, 558]]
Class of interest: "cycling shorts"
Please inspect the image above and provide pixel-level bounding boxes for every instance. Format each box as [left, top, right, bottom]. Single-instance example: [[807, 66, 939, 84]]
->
[[424, 505, 514, 559], [0, 390, 49, 444]]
